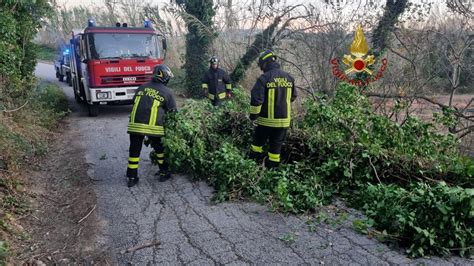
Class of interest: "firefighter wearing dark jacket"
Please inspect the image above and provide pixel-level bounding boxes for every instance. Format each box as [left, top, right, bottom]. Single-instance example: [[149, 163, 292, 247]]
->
[[202, 56, 233, 106], [249, 49, 297, 168], [126, 64, 177, 187]]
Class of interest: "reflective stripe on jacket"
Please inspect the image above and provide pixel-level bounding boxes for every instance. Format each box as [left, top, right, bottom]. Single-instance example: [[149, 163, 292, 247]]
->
[[250, 62, 297, 128], [128, 81, 177, 136], [201, 68, 232, 98]]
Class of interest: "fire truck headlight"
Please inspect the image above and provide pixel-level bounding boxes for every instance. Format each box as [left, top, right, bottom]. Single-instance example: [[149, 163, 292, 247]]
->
[[96, 92, 111, 99]]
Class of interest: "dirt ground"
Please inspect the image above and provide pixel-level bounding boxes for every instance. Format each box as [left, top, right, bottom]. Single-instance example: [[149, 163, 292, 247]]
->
[[11, 121, 108, 264], [422, 95, 473, 156]]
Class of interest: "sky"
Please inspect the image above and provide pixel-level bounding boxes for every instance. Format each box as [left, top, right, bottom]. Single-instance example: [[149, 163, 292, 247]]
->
[[54, 0, 449, 13], [55, 0, 311, 7], [53, 0, 451, 25], [55, 0, 166, 7]]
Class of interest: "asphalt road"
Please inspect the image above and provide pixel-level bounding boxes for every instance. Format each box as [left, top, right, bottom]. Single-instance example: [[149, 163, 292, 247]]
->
[[35, 62, 471, 265]]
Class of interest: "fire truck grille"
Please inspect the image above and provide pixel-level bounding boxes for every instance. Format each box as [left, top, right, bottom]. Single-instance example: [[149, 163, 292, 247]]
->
[[101, 74, 153, 85]]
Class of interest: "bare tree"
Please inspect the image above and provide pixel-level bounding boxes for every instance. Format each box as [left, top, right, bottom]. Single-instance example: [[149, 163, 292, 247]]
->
[[446, 0, 473, 17], [119, 0, 146, 26], [104, 0, 119, 25], [368, 10, 473, 139]]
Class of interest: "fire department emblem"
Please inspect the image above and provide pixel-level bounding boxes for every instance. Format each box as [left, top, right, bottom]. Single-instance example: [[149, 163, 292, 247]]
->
[[331, 25, 388, 87]]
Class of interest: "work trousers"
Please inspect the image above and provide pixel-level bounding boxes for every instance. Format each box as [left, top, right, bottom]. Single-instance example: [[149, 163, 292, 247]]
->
[[249, 125, 287, 167], [126, 134, 168, 178]]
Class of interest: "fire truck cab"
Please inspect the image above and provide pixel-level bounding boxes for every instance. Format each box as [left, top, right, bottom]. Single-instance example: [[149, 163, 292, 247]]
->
[[70, 19, 167, 116]]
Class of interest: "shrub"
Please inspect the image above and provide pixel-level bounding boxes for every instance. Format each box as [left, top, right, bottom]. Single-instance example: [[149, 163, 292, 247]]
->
[[351, 182, 473, 257], [162, 83, 473, 257], [0, 82, 67, 171], [0, 241, 8, 265], [36, 44, 57, 62]]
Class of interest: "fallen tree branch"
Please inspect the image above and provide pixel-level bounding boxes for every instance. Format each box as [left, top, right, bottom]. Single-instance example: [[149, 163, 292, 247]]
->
[[77, 204, 96, 224], [368, 156, 382, 184], [1, 100, 29, 113], [337, 120, 358, 141], [120, 240, 161, 254]]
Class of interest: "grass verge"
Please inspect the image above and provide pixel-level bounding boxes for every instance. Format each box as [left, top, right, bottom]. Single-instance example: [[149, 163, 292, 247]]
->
[[0, 81, 67, 263], [35, 44, 57, 62]]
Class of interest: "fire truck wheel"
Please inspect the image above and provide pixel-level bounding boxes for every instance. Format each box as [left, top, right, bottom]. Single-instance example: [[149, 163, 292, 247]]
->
[[88, 104, 99, 117]]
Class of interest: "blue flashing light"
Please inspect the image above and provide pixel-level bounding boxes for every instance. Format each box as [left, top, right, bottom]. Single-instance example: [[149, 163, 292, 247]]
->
[[88, 18, 96, 27], [144, 19, 151, 28]]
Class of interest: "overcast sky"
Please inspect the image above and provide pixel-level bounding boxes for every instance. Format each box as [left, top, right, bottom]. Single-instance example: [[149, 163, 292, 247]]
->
[[55, 0, 312, 7], [55, 0, 167, 7], [53, 0, 449, 22]]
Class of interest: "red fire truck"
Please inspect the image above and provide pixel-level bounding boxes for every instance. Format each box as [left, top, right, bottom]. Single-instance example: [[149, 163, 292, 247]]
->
[[70, 19, 167, 116]]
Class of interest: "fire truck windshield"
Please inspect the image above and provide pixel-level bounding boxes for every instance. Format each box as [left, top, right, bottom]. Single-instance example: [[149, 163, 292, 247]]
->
[[88, 33, 160, 60]]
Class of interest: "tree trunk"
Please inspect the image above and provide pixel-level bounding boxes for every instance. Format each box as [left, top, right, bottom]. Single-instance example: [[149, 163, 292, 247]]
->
[[179, 0, 216, 97], [230, 16, 281, 84], [225, 0, 236, 30], [449, 62, 461, 107], [371, 0, 409, 56]]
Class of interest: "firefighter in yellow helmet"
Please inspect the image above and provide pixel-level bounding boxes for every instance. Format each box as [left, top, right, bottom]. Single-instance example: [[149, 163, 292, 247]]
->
[[202, 56, 233, 106], [248, 49, 297, 168], [126, 64, 177, 187]]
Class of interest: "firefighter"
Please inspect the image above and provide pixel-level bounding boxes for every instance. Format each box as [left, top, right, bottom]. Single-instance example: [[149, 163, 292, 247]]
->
[[202, 56, 233, 106], [249, 49, 297, 168], [126, 64, 177, 187]]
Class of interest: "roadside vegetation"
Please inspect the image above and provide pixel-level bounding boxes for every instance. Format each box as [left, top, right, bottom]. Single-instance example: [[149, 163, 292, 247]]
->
[[0, 1, 68, 263], [163, 84, 473, 257], [0, 82, 68, 263], [36, 44, 57, 62], [155, 1, 473, 257]]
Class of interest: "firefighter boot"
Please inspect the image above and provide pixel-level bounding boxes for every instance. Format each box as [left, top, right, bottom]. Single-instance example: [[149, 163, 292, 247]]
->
[[155, 169, 172, 182], [154, 161, 172, 182], [158, 171, 172, 182], [126, 168, 139, 187]]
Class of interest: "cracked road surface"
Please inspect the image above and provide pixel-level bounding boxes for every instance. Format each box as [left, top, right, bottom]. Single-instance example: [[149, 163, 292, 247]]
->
[[35, 63, 472, 265]]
